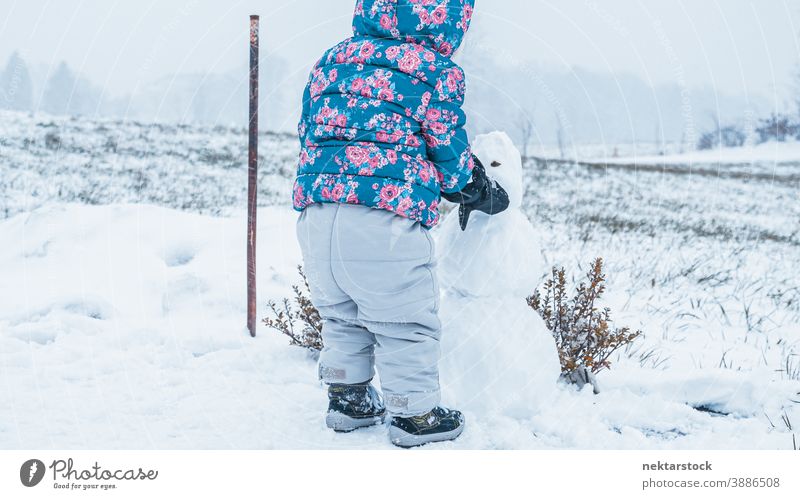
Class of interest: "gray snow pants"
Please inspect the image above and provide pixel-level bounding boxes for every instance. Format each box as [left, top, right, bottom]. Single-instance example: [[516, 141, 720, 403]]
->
[[296, 202, 441, 416]]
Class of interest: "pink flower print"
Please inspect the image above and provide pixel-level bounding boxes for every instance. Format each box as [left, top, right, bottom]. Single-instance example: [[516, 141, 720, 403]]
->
[[387, 150, 398, 164], [331, 183, 344, 200], [359, 41, 375, 59], [397, 197, 412, 213], [368, 155, 380, 168], [346, 192, 359, 203], [376, 77, 390, 88], [446, 74, 457, 92], [421, 92, 431, 106], [419, 166, 431, 183], [423, 50, 435, 62], [376, 131, 389, 142], [346, 146, 368, 166], [293, 185, 305, 206], [379, 14, 394, 30], [431, 7, 447, 25], [466, 153, 475, 172], [430, 122, 447, 135], [464, 5, 473, 21], [380, 184, 400, 202], [378, 88, 394, 102], [386, 46, 400, 59], [321, 187, 331, 200], [419, 10, 430, 24], [351, 78, 365, 91], [438, 42, 453, 57], [336, 114, 347, 127], [426, 108, 441, 121], [328, 69, 338, 81], [398, 51, 421, 73]]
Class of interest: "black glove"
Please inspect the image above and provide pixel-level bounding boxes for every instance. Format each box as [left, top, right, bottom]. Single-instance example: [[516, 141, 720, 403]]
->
[[441, 155, 509, 230]]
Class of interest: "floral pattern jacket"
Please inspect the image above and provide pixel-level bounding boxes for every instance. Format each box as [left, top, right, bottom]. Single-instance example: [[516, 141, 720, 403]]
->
[[293, 0, 476, 228]]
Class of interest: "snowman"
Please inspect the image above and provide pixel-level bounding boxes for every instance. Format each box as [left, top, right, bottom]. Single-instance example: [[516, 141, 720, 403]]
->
[[436, 131, 562, 417]]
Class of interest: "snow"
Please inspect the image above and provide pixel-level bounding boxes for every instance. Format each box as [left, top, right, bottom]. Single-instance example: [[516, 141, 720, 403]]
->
[[1, 113, 799, 449], [1, 202, 798, 449], [438, 132, 541, 297], [438, 132, 561, 416], [583, 140, 800, 172]]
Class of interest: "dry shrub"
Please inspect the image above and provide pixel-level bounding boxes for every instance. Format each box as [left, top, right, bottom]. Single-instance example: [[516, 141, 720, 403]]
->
[[263, 265, 323, 351], [527, 258, 641, 374]]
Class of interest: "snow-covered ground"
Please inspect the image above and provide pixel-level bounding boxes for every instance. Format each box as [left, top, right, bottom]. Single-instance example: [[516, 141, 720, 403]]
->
[[0, 110, 296, 219], [531, 138, 800, 168], [577, 139, 800, 181], [587, 140, 800, 167], [1, 111, 799, 449]]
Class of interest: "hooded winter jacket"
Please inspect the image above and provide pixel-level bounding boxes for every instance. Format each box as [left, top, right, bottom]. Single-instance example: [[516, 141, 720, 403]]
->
[[292, 0, 476, 228]]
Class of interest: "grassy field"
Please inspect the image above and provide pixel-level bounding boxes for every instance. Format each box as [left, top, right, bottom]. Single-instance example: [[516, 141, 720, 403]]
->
[[524, 154, 799, 378]]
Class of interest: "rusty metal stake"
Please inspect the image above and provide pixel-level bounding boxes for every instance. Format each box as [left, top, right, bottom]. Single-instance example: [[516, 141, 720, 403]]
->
[[247, 15, 259, 337]]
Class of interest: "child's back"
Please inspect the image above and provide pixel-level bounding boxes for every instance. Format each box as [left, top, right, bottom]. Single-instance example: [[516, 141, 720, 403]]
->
[[294, 0, 476, 228]]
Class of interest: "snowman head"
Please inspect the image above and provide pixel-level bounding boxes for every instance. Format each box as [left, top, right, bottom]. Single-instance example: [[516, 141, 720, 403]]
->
[[472, 131, 524, 210]]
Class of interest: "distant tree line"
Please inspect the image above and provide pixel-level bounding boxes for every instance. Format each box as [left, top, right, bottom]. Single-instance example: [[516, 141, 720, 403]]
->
[[697, 113, 800, 150], [696, 68, 800, 150], [0, 50, 292, 129], [0, 51, 102, 116]]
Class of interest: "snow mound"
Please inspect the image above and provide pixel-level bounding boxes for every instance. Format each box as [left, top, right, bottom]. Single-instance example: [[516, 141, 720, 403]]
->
[[437, 132, 561, 416]]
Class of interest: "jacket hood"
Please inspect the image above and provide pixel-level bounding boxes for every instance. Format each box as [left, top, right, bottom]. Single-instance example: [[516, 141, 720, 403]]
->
[[352, 0, 475, 57]]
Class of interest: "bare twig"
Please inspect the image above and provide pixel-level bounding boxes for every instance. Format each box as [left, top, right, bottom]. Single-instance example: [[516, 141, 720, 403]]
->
[[263, 265, 323, 351], [528, 258, 642, 374]]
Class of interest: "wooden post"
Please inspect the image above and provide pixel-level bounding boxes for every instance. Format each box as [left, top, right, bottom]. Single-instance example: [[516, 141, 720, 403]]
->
[[247, 15, 259, 337]]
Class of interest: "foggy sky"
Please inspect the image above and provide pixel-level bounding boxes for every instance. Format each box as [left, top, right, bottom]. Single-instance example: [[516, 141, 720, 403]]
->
[[1, 0, 798, 106]]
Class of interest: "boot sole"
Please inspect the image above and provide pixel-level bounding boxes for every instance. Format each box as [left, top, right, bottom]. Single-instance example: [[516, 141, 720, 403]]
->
[[326, 411, 385, 433], [389, 422, 465, 448]]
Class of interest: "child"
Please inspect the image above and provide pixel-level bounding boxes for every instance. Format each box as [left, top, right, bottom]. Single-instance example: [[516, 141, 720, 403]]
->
[[293, 0, 508, 447]]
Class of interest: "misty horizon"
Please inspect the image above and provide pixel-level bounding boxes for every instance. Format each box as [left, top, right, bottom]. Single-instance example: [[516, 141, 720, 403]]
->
[[1, 0, 799, 146]]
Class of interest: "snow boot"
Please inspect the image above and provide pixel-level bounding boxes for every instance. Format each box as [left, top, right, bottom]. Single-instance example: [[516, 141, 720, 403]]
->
[[325, 381, 386, 432], [389, 406, 465, 448]]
